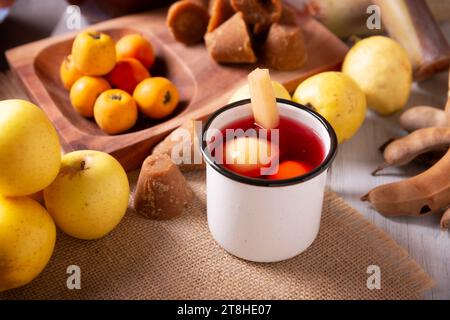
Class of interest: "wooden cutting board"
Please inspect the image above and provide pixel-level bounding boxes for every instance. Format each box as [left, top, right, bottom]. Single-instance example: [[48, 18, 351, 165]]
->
[[6, 8, 348, 171]]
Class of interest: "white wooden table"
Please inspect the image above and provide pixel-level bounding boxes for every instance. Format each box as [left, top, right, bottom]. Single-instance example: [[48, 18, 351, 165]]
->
[[51, 12, 450, 300]]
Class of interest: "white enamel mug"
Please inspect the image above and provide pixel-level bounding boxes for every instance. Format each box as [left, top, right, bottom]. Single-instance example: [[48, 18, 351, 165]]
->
[[201, 99, 337, 262]]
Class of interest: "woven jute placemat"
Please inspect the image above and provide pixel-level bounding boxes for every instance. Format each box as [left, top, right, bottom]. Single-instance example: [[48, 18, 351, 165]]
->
[[0, 72, 434, 299]]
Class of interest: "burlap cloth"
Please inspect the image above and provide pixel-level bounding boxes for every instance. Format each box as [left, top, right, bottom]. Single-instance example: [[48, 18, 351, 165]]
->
[[0, 72, 434, 299]]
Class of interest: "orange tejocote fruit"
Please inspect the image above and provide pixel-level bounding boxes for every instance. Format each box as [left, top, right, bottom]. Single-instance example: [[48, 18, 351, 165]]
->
[[59, 55, 83, 89], [106, 58, 150, 94], [269, 161, 311, 180], [133, 77, 179, 119], [72, 30, 116, 76], [94, 89, 138, 134], [116, 34, 155, 69], [70, 76, 111, 117]]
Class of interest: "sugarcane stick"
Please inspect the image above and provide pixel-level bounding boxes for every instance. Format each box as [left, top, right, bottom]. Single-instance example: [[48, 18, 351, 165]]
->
[[286, 0, 450, 39], [373, 0, 450, 81], [426, 0, 450, 23], [301, 0, 383, 38], [248, 68, 280, 129]]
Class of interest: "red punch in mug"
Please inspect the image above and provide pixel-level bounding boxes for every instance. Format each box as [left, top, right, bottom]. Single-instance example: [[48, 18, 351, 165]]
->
[[201, 99, 337, 262]]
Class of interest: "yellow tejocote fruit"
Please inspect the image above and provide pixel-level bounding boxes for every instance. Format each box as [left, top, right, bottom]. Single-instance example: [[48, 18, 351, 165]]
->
[[72, 30, 116, 76]]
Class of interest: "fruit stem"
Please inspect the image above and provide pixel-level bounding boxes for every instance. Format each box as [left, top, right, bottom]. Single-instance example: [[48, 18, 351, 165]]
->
[[111, 94, 122, 101], [305, 103, 316, 111], [163, 91, 171, 105], [88, 32, 101, 40], [80, 160, 86, 170]]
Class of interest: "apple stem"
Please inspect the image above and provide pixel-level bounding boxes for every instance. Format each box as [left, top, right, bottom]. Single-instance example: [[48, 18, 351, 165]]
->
[[88, 32, 101, 40], [80, 160, 86, 170], [305, 103, 316, 111], [111, 94, 122, 101]]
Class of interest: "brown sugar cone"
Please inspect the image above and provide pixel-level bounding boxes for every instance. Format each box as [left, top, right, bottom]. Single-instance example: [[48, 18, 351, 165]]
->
[[231, 0, 282, 35], [263, 7, 307, 71], [195, 0, 209, 6], [278, 4, 298, 25], [152, 119, 205, 171], [207, 0, 235, 32], [167, 0, 210, 45], [204, 12, 257, 64], [134, 154, 193, 220]]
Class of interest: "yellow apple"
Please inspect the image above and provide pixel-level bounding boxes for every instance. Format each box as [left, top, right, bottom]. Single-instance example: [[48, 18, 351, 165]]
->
[[342, 36, 412, 115], [228, 80, 291, 104], [0, 99, 61, 196], [0, 196, 56, 292], [44, 150, 129, 240], [293, 72, 367, 144]]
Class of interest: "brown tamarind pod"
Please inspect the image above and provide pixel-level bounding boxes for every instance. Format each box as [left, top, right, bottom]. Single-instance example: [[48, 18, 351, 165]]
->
[[413, 149, 447, 167], [366, 66, 450, 216], [446, 71, 450, 125], [372, 127, 450, 175], [379, 138, 446, 167], [362, 148, 450, 216], [167, 0, 210, 45], [230, 0, 282, 35], [399, 106, 448, 132], [440, 207, 450, 229]]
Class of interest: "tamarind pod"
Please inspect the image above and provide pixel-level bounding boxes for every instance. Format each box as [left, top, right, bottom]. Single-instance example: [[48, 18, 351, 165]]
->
[[378, 138, 395, 153], [413, 149, 447, 167], [362, 148, 450, 216], [377, 144, 446, 172], [373, 0, 450, 81], [292, 0, 449, 39], [446, 100, 450, 127], [440, 207, 450, 229], [399, 106, 448, 132], [372, 127, 450, 175], [379, 138, 446, 167], [446, 71, 450, 125]]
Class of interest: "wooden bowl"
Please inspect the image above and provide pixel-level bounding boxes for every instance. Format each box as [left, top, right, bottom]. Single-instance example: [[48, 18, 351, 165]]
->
[[6, 9, 347, 171]]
